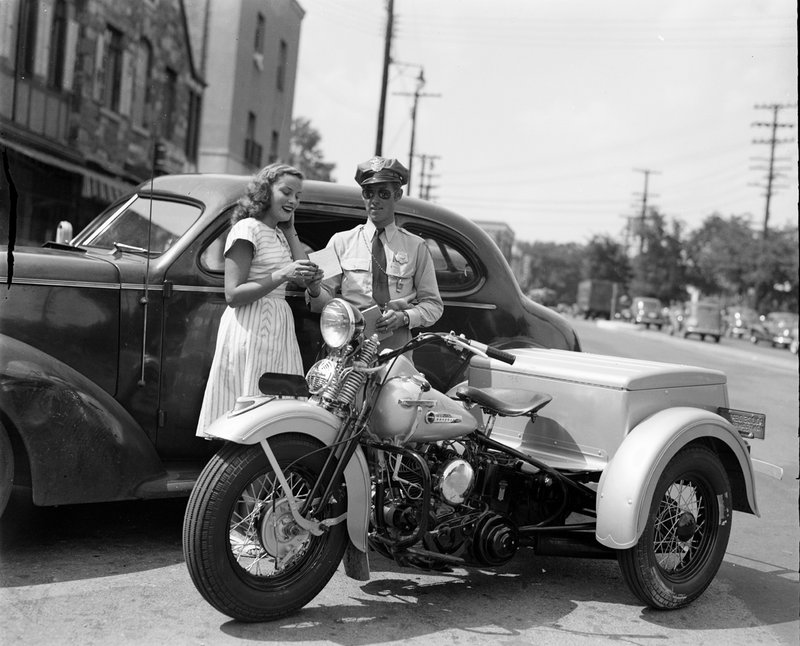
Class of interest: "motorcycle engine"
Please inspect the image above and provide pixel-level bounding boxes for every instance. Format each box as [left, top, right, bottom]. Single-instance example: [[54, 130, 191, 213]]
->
[[436, 459, 474, 505]]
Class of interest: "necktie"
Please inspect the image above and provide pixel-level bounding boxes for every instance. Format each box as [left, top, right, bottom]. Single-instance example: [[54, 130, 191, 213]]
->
[[372, 231, 390, 308]]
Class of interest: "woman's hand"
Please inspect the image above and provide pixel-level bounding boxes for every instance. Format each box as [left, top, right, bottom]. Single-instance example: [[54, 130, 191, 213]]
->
[[282, 259, 319, 284]]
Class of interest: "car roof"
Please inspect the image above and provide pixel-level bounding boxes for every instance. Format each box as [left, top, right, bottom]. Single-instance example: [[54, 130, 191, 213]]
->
[[139, 173, 482, 237]]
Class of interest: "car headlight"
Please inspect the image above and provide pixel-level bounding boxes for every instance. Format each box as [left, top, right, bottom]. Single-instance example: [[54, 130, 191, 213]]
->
[[320, 298, 362, 349]]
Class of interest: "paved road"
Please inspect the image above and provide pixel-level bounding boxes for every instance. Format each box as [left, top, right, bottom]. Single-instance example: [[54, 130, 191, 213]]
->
[[1, 319, 797, 645]]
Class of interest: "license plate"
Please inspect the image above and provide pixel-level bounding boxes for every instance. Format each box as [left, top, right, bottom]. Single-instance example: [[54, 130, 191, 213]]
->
[[717, 407, 766, 439]]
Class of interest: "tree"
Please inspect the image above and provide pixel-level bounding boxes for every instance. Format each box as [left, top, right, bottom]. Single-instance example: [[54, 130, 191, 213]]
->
[[628, 209, 687, 304], [684, 214, 759, 300], [289, 117, 336, 181], [748, 224, 799, 311], [523, 241, 585, 304], [582, 234, 631, 285]]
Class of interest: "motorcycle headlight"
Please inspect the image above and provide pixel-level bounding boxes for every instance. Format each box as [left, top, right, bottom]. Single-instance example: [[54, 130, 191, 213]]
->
[[320, 298, 362, 349]]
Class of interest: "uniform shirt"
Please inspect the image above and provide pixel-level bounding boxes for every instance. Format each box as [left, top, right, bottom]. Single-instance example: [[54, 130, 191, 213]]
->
[[307, 220, 443, 348]]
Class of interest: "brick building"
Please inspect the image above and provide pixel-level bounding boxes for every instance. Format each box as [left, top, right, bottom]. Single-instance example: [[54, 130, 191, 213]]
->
[[0, 0, 303, 245]]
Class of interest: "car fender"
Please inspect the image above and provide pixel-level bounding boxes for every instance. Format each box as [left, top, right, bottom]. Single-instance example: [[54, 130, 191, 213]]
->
[[204, 397, 371, 553], [595, 406, 758, 550], [0, 334, 166, 506]]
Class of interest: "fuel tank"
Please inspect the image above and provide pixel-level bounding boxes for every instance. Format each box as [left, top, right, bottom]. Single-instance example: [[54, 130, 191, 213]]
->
[[369, 354, 477, 443]]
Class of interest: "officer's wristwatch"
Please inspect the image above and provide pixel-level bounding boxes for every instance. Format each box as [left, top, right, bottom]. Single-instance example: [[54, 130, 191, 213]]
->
[[402, 311, 410, 326]]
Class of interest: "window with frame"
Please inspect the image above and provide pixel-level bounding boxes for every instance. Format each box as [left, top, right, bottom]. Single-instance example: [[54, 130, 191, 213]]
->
[[276, 40, 287, 91], [102, 25, 124, 111], [268, 130, 279, 164], [17, 0, 38, 78], [185, 89, 202, 162], [132, 38, 152, 128], [244, 112, 262, 166], [46, 0, 67, 89], [163, 67, 177, 138], [254, 13, 265, 52]]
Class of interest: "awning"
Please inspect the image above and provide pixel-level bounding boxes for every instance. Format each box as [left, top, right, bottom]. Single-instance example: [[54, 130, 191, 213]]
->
[[1, 137, 135, 202]]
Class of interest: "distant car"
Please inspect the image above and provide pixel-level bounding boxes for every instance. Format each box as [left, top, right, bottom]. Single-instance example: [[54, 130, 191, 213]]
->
[[726, 306, 758, 339], [631, 296, 664, 329], [668, 301, 724, 343], [749, 312, 800, 349], [0, 173, 580, 518]]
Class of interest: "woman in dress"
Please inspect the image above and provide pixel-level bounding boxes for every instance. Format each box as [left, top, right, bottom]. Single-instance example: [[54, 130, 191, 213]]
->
[[196, 163, 321, 437]]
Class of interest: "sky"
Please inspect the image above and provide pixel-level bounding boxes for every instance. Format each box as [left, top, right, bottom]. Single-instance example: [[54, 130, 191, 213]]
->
[[292, 0, 798, 246]]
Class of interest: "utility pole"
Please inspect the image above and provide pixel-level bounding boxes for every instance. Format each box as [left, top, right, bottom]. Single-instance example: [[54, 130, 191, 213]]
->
[[374, 0, 394, 156], [632, 168, 660, 255], [751, 103, 795, 239], [393, 68, 440, 195], [415, 153, 440, 199]]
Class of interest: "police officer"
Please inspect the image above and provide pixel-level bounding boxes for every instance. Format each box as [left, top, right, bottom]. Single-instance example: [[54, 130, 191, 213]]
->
[[306, 157, 443, 349]]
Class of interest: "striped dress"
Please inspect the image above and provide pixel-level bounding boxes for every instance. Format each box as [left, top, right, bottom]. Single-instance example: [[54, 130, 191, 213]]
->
[[196, 218, 302, 437]]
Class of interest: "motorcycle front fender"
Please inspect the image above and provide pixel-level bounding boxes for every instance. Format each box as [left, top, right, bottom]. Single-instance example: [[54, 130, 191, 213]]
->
[[595, 406, 758, 550], [204, 397, 370, 553]]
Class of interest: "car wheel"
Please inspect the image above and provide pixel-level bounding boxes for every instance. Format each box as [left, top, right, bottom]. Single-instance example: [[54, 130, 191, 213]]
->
[[749, 335, 758, 344], [617, 446, 732, 609], [0, 424, 14, 519], [701, 334, 706, 342], [713, 336, 720, 343]]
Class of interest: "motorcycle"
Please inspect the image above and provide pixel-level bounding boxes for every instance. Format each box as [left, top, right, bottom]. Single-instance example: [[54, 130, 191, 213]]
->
[[183, 298, 772, 622]]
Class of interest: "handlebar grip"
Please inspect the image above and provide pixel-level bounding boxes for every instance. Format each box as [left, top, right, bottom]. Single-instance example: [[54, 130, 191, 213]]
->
[[485, 346, 516, 365]]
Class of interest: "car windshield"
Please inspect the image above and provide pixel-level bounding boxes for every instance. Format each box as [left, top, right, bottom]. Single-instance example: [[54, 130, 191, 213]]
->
[[72, 195, 202, 255]]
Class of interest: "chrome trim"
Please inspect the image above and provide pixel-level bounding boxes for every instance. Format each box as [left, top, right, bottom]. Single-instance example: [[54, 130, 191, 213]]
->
[[172, 285, 225, 293], [0, 277, 120, 290], [441, 300, 496, 310]]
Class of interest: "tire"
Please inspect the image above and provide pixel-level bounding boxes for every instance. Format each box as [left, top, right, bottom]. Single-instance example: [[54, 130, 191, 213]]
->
[[182, 435, 348, 622], [617, 445, 732, 609], [749, 335, 758, 344], [0, 425, 14, 519], [713, 336, 720, 343]]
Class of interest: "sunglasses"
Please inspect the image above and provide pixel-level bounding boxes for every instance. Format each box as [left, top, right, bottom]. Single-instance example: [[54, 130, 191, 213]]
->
[[361, 188, 395, 200]]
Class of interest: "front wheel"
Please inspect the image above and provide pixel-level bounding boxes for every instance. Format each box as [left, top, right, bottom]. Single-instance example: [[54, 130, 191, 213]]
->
[[617, 445, 732, 609], [182, 435, 348, 622]]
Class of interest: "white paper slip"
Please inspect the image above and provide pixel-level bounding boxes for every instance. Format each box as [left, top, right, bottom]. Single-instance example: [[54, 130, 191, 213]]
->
[[308, 247, 342, 278]]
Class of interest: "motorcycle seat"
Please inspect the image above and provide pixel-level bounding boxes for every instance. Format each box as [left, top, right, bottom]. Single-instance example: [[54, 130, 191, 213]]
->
[[455, 386, 552, 417]]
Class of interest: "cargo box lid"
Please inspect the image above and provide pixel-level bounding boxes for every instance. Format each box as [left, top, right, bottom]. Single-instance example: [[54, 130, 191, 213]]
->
[[474, 348, 726, 391]]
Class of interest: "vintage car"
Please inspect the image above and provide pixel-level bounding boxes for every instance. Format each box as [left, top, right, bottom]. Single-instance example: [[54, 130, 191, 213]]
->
[[669, 300, 724, 343], [0, 173, 579, 518], [631, 296, 665, 329], [748, 311, 799, 349], [725, 306, 759, 339]]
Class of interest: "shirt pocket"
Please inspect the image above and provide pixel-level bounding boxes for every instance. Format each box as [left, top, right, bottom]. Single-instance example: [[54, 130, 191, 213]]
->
[[341, 257, 372, 294]]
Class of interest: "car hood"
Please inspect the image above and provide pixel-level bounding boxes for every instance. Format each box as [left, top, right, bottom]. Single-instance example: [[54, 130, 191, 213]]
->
[[0, 245, 122, 286]]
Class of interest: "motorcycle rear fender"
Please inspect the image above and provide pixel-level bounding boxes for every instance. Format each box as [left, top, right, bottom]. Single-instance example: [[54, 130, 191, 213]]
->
[[595, 406, 758, 550], [204, 397, 370, 553]]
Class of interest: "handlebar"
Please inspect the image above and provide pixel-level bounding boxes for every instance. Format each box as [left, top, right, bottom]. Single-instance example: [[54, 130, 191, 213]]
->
[[376, 331, 516, 365]]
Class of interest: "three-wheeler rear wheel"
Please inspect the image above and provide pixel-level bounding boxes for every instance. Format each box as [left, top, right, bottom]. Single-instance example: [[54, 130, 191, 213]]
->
[[617, 445, 732, 609]]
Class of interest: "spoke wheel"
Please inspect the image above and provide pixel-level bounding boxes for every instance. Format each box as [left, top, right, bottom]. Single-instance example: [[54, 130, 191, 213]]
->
[[183, 434, 347, 622], [617, 445, 732, 609]]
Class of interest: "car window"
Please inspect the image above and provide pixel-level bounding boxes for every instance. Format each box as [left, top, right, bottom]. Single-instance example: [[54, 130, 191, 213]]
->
[[200, 213, 480, 293], [423, 236, 476, 290], [74, 196, 201, 255], [199, 218, 315, 275]]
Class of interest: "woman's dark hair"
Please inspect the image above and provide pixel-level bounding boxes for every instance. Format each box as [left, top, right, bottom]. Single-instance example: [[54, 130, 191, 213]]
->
[[231, 163, 304, 224]]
